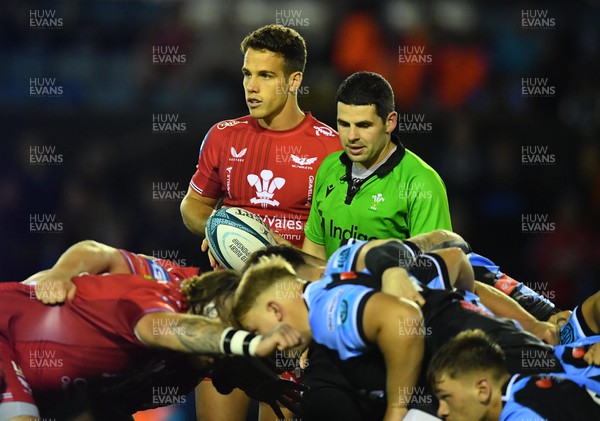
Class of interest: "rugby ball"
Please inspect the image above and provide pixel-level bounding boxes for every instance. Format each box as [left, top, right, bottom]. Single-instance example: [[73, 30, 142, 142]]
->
[[205, 207, 277, 272]]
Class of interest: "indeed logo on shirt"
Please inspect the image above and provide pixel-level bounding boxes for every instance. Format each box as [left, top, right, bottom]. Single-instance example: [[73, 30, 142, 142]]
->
[[328, 220, 376, 242]]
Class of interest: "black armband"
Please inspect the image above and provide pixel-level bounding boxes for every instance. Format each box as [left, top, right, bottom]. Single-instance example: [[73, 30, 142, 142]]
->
[[220, 328, 262, 356], [364, 241, 415, 280]]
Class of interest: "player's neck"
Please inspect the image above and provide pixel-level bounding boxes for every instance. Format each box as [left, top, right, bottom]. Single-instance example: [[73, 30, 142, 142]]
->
[[298, 299, 312, 342], [296, 265, 324, 282], [486, 375, 511, 421], [485, 399, 503, 421], [258, 102, 305, 131]]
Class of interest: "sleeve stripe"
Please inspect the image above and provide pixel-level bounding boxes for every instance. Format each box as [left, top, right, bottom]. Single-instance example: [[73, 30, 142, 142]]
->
[[118, 249, 136, 274], [189, 181, 203, 195]]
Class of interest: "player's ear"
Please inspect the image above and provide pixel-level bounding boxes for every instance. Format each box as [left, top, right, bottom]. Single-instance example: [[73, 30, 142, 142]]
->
[[475, 377, 492, 404], [267, 300, 284, 322], [386, 111, 398, 134], [288, 71, 302, 94]]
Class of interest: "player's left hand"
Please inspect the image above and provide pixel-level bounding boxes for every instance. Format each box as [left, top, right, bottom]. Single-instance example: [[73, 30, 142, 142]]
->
[[547, 310, 572, 327], [201, 238, 223, 270], [31, 269, 77, 304], [584, 342, 600, 366]]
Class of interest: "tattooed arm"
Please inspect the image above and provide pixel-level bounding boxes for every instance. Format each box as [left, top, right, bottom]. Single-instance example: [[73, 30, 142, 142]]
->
[[407, 229, 469, 253], [135, 312, 303, 357]]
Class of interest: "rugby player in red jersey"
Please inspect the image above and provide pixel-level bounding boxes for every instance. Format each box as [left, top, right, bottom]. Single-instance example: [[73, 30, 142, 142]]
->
[[180, 23, 339, 420], [180, 24, 339, 249]]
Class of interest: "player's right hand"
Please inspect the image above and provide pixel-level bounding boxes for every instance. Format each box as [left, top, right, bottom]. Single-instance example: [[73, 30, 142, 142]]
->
[[201, 238, 223, 270], [33, 269, 77, 304], [270, 230, 293, 247], [211, 356, 308, 418], [255, 324, 304, 358]]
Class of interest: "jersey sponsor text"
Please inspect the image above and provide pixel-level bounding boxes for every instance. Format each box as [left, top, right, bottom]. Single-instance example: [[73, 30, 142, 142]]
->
[[328, 219, 377, 242]]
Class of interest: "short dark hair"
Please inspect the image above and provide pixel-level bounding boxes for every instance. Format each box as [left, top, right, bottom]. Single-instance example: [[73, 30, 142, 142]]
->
[[427, 330, 507, 388], [181, 270, 240, 324], [242, 245, 308, 272], [336, 71, 395, 123], [240, 24, 307, 75]]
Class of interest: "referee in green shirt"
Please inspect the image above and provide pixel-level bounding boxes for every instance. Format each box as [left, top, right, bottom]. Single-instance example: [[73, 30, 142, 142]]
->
[[303, 71, 452, 259]]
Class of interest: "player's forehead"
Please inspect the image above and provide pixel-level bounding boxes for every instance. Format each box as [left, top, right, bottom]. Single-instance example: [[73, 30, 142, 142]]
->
[[433, 372, 455, 394], [242, 306, 270, 330], [336, 102, 380, 123], [242, 48, 286, 74]]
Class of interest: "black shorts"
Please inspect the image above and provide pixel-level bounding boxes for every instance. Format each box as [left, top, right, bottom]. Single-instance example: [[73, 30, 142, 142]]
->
[[422, 288, 563, 375], [300, 344, 385, 421]]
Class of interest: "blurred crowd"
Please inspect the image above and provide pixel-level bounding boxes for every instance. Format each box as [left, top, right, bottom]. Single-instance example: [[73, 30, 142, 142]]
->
[[1, 0, 600, 310]]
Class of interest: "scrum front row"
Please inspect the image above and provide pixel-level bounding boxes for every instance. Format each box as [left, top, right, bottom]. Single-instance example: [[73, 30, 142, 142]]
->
[[6, 230, 600, 421]]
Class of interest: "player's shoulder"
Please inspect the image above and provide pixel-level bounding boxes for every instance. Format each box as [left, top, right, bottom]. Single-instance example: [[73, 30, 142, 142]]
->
[[310, 272, 378, 295], [210, 115, 253, 133], [200, 116, 255, 151], [307, 114, 338, 138], [324, 241, 367, 275], [73, 274, 160, 301]]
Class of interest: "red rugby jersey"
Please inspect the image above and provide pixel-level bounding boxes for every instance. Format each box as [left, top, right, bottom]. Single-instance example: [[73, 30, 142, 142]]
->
[[189, 113, 340, 247], [0, 276, 185, 405], [118, 249, 199, 283]]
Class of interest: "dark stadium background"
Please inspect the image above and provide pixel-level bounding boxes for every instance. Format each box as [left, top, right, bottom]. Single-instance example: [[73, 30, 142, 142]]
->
[[1, 1, 599, 419]]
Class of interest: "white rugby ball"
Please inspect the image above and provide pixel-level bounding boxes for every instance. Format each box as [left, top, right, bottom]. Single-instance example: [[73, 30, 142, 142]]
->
[[205, 207, 277, 272]]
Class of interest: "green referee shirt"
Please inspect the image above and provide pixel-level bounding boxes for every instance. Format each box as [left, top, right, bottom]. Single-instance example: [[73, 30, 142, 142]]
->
[[305, 138, 452, 257]]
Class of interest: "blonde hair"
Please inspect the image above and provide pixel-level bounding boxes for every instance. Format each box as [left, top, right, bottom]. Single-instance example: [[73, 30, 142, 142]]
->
[[232, 255, 297, 326]]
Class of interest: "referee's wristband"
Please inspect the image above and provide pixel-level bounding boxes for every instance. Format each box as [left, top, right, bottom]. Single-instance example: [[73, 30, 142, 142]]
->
[[219, 327, 263, 357]]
